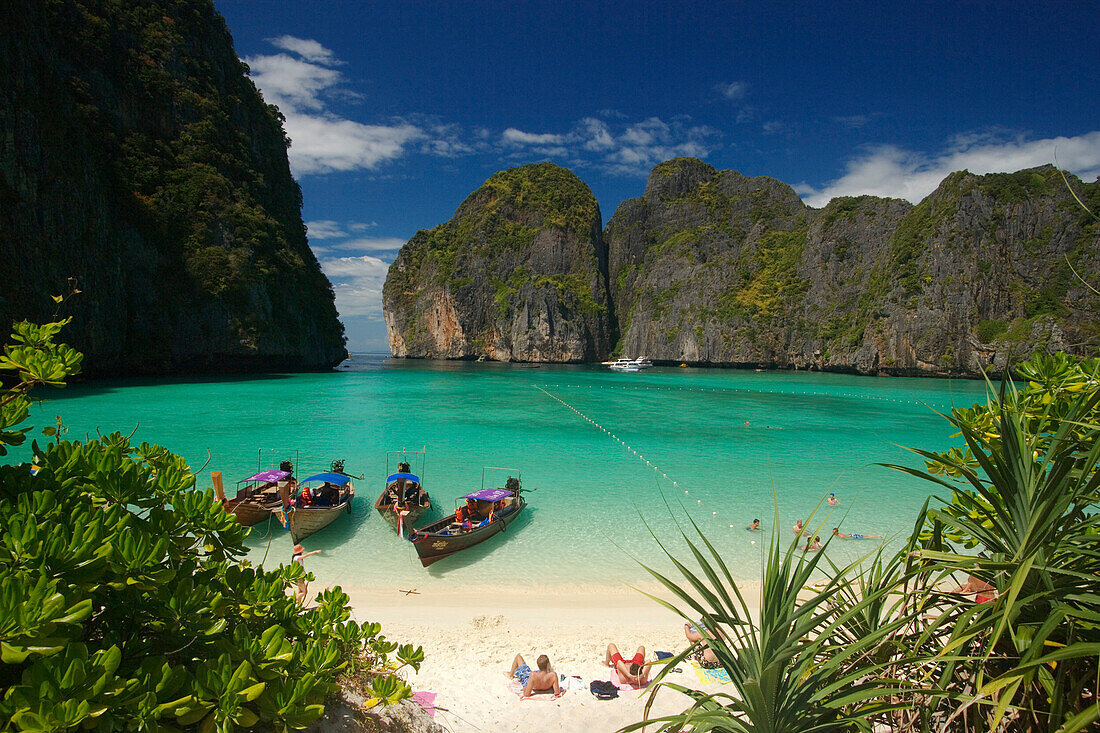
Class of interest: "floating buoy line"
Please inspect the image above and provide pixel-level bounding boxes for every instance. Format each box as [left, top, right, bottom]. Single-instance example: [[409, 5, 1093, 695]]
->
[[541, 381, 941, 409], [533, 384, 750, 536]]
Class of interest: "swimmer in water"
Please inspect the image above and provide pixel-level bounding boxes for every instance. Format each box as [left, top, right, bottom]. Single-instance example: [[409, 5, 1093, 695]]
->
[[804, 535, 823, 551], [827, 492, 839, 506], [746, 518, 761, 531], [832, 527, 882, 540]]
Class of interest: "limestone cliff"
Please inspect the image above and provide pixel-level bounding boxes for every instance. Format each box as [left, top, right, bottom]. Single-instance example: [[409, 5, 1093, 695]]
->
[[0, 0, 346, 375], [606, 159, 1099, 375], [383, 163, 610, 361]]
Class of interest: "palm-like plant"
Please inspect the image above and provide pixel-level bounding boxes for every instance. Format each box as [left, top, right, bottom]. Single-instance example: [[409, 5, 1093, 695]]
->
[[621, 509, 921, 733], [885, 372, 1100, 732]]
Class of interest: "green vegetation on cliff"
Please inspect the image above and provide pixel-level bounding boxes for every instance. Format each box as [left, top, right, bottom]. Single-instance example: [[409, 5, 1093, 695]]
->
[[0, 0, 345, 374], [383, 163, 610, 361]]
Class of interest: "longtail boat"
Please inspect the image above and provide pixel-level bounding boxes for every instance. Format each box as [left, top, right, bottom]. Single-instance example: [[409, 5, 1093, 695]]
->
[[375, 449, 431, 535], [375, 472, 431, 534], [407, 470, 527, 567], [283, 471, 354, 543], [223, 468, 290, 526]]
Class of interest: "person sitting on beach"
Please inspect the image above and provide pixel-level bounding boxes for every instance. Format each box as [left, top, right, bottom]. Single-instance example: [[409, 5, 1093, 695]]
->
[[746, 518, 761, 531], [606, 642, 649, 687], [804, 535, 823, 551], [950, 574, 996, 603], [684, 621, 721, 669], [510, 653, 561, 697], [832, 527, 882, 540]]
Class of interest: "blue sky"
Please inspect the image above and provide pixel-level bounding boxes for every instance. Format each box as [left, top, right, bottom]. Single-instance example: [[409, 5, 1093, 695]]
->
[[214, 0, 1100, 351]]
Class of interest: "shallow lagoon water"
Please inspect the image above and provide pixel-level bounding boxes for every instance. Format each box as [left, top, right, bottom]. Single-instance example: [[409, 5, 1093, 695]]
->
[[15, 357, 990, 590]]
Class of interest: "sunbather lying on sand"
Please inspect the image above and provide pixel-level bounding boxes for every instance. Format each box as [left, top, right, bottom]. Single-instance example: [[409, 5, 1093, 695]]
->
[[684, 622, 721, 669], [606, 642, 649, 687], [510, 653, 562, 698]]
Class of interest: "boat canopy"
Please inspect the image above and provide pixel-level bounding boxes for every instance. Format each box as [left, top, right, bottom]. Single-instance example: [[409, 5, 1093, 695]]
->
[[242, 469, 290, 483], [301, 472, 353, 486], [462, 488, 512, 502], [386, 472, 421, 483]]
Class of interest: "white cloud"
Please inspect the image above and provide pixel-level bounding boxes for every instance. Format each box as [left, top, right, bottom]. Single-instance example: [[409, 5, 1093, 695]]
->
[[579, 118, 615, 151], [798, 130, 1100, 208], [833, 115, 869, 129], [268, 35, 341, 65], [319, 255, 390, 318], [306, 220, 378, 239], [761, 120, 792, 136], [329, 237, 407, 252], [245, 39, 428, 175], [246, 53, 342, 112], [715, 81, 748, 101], [305, 220, 348, 239], [502, 128, 566, 145], [281, 112, 422, 174], [496, 116, 719, 177]]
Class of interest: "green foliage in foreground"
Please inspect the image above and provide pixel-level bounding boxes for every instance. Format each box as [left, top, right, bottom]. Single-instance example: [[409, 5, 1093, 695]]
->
[[0, 321, 423, 731], [630, 351, 1100, 733]]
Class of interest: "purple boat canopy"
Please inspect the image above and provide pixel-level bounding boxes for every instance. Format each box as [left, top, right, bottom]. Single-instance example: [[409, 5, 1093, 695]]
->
[[462, 488, 512, 502], [242, 469, 290, 483]]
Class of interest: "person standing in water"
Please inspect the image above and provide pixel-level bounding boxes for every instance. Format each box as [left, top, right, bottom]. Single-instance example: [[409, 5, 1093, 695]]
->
[[291, 543, 322, 605]]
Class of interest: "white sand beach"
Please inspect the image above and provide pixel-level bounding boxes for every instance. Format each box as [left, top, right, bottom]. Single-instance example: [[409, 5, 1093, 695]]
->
[[342, 582, 761, 732]]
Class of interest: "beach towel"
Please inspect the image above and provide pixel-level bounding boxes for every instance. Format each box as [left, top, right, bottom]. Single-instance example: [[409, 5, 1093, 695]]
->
[[690, 661, 731, 685], [610, 668, 649, 691], [411, 691, 438, 717]]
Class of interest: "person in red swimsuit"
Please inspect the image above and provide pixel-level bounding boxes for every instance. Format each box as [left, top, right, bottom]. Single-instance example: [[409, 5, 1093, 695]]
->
[[605, 642, 649, 687]]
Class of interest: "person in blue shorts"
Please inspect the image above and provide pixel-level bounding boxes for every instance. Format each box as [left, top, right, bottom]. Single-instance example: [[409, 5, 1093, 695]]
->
[[509, 653, 560, 697]]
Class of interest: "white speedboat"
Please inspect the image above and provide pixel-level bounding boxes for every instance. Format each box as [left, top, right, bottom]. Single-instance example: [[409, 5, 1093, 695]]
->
[[607, 357, 651, 371]]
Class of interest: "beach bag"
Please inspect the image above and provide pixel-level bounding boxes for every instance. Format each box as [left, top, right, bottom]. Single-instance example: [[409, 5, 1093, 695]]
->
[[590, 680, 619, 699]]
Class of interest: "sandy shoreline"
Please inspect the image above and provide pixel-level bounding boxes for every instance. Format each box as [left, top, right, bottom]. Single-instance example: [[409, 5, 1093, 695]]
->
[[338, 582, 761, 732]]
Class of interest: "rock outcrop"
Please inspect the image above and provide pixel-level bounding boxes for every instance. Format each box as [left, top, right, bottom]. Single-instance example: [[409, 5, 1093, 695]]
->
[[607, 159, 1099, 375], [383, 163, 611, 361], [383, 157, 1099, 376], [0, 0, 346, 375]]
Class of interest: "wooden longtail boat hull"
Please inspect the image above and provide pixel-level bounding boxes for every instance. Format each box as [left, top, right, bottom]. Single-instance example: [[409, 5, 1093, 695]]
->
[[409, 493, 525, 567], [289, 485, 354, 543], [227, 496, 281, 526], [374, 495, 430, 530]]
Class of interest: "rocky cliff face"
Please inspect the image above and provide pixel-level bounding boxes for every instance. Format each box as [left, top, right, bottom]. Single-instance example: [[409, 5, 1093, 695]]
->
[[608, 159, 1099, 375], [0, 0, 346, 375], [383, 163, 611, 361], [383, 157, 1098, 376]]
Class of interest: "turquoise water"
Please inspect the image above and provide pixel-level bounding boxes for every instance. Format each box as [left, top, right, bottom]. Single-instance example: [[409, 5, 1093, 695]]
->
[[13, 358, 989, 589]]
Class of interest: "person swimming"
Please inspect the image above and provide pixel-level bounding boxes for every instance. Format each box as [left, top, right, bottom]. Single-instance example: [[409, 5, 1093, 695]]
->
[[827, 492, 839, 506], [746, 518, 761, 531], [832, 527, 882, 540]]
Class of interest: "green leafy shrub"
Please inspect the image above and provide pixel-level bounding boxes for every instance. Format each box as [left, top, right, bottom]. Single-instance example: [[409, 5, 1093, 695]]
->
[[0, 321, 422, 730]]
